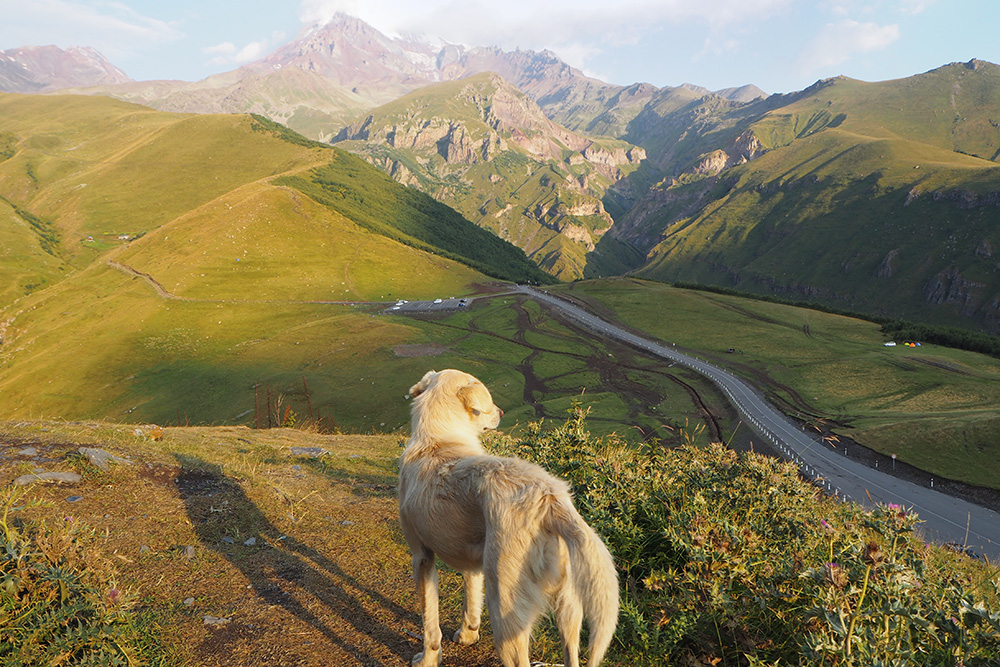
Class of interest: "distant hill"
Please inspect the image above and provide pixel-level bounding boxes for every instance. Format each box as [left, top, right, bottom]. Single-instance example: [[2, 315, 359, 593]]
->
[[333, 72, 645, 279], [45, 13, 764, 146], [0, 45, 130, 92], [0, 93, 542, 423], [619, 60, 1000, 334]]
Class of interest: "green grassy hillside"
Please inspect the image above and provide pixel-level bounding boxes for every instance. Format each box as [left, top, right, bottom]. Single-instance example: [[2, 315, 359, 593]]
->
[[626, 62, 1000, 333], [554, 279, 1000, 490], [0, 93, 548, 426]]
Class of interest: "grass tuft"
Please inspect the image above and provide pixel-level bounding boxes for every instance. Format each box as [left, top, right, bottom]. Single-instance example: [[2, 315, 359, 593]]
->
[[0, 487, 171, 666]]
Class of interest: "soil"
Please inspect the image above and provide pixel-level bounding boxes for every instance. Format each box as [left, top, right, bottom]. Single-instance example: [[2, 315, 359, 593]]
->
[[0, 429, 503, 667]]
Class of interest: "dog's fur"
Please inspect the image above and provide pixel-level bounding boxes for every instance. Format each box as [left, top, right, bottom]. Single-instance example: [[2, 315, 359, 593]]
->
[[398, 369, 618, 667]]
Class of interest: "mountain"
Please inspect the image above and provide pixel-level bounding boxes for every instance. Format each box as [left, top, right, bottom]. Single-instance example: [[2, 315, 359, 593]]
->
[[621, 60, 1000, 333], [51, 14, 764, 145], [0, 93, 543, 423], [333, 72, 645, 279], [0, 45, 130, 92]]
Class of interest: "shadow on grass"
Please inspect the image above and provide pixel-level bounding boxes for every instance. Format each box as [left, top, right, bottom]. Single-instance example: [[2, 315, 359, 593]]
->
[[173, 454, 415, 666]]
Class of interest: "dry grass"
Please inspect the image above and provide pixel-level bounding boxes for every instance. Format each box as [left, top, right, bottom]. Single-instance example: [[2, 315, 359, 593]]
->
[[0, 420, 500, 666]]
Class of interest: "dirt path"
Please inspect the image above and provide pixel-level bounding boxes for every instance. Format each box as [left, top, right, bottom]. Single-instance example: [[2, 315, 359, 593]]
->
[[107, 259, 384, 307]]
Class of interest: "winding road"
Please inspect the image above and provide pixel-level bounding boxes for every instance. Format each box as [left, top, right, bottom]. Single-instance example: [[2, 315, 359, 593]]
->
[[515, 285, 1000, 561]]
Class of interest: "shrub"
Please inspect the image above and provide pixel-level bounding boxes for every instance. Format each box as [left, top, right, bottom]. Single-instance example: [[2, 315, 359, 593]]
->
[[487, 408, 1000, 665], [0, 488, 150, 665]]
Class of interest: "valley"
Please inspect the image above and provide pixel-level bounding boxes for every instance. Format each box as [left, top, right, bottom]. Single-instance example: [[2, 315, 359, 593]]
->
[[2, 67, 1000, 665]]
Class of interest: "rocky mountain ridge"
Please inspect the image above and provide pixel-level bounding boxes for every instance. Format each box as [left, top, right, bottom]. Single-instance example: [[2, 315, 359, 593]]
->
[[0, 45, 130, 93], [334, 73, 645, 279]]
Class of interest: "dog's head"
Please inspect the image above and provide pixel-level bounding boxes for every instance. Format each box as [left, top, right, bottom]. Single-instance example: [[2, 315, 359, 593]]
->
[[408, 370, 503, 442]]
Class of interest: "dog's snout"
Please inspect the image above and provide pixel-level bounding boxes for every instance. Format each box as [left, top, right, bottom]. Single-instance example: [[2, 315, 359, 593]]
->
[[498, 408, 504, 417]]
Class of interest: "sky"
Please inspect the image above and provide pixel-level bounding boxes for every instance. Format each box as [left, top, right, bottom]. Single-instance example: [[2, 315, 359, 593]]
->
[[2, 0, 998, 95]]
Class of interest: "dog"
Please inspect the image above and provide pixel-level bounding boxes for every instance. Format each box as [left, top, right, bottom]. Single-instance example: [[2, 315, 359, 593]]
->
[[398, 369, 619, 667]]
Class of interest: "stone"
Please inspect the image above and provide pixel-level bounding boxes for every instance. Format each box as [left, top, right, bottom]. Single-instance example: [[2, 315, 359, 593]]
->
[[221, 536, 235, 544], [289, 447, 326, 458], [203, 615, 230, 626], [13, 472, 83, 486], [79, 447, 132, 471], [184, 546, 196, 559], [183, 597, 195, 606], [16, 447, 38, 457], [66, 495, 84, 503], [244, 537, 256, 546]]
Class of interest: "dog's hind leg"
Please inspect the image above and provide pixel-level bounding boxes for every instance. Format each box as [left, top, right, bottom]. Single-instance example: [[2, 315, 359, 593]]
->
[[453, 570, 483, 645], [485, 544, 543, 667], [411, 548, 443, 667], [553, 579, 583, 667]]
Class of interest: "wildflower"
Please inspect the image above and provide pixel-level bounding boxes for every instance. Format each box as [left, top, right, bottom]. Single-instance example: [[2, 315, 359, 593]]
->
[[820, 519, 834, 533], [107, 588, 121, 604]]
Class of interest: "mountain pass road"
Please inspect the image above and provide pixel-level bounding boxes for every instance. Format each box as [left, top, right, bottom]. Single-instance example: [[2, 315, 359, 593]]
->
[[516, 285, 1000, 561]]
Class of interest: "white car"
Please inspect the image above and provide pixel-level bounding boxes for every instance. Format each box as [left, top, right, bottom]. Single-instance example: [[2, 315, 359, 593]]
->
[[433, 298, 443, 304]]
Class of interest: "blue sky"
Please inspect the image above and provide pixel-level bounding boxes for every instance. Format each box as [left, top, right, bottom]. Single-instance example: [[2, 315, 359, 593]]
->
[[1, 0, 997, 94]]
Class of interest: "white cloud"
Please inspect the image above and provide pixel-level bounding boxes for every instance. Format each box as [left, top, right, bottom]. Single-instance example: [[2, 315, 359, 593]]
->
[[898, 0, 936, 14], [203, 39, 271, 67], [296, 0, 794, 78], [0, 0, 181, 55], [203, 42, 236, 56], [798, 19, 899, 72]]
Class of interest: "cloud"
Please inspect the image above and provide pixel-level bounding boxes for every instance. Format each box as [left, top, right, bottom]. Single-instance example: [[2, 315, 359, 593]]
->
[[203, 39, 272, 67], [798, 19, 899, 72], [0, 0, 181, 56], [898, 0, 936, 14], [296, 0, 794, 77]]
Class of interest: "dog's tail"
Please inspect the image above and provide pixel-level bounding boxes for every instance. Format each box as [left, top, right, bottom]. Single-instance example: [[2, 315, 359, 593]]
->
[[552, 501, 619, 665]]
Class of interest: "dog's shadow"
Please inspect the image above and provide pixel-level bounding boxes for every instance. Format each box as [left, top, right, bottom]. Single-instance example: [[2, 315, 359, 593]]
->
[[173, 454, 416, 665]]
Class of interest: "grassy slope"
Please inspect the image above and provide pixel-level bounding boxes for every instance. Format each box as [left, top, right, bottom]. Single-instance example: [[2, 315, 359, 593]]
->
[[634, 63, 1000, 331], [555, 279, 1000, 489], [1, 418, 996, 666], [0, 93, 536, 427], [0, 195, 69, 307]]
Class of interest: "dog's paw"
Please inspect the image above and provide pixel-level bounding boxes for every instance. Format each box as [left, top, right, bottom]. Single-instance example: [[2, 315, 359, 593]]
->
[[411, 650, 441, 667], [453, 627, 480, 645]]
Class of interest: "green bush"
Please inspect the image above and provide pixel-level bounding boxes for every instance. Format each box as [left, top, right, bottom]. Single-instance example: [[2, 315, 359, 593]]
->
[[488, 408, 1000, 665], [0, 489, 158, 666]]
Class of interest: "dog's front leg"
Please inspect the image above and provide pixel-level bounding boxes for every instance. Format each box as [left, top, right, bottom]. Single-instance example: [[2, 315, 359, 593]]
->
[[453, 570, 483, 645], [412, 549, 443, 666]]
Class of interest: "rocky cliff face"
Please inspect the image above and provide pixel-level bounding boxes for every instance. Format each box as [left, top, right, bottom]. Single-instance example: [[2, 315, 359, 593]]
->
[[334, 73, 645, 279]]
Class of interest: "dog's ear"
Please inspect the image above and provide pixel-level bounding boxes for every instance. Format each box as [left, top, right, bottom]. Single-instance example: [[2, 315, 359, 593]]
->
[[456, 382, 487, 415], [409, 370, 438, 398]]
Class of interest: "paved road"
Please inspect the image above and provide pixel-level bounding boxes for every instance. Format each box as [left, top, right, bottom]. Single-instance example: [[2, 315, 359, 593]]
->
[[516, 285, 1000, 561]]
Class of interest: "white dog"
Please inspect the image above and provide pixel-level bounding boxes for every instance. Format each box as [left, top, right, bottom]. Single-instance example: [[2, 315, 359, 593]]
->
[[398, 369, 619, 667]]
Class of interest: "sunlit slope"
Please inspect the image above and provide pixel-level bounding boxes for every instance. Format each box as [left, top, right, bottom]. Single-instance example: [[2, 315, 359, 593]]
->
[[635, 63, 1000, 331], [0, 94, 321, 266], [0, 93, 540, 425], [0, 259, 424, 425], [0, 195, 69, 307], [113, 181, 486, 302]]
